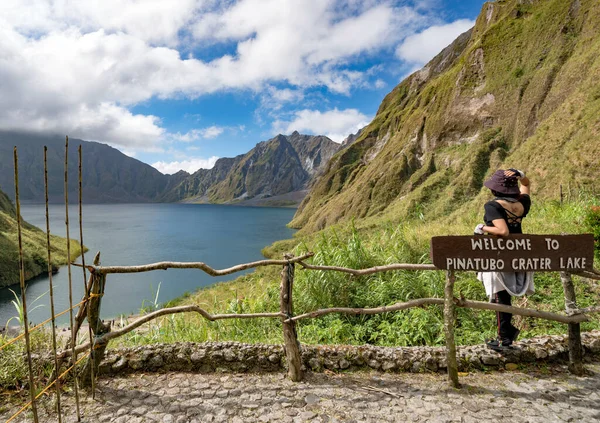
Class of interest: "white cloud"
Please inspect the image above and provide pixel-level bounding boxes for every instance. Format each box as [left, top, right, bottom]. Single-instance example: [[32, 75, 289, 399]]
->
[[201, 126, 224, 139], [395, 19, 475, 66], [152, 156, 220, 174], [0, 0, 199, 45], [260, 86, 305, 111], [374, 79, 386, 89], [269, 87, 305, 104], [273, 108, 370, 143], [0, 0, 436, 148], [171, 126, 225, 142]]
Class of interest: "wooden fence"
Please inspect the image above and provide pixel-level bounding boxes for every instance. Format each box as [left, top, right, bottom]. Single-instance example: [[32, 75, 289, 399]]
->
[[4, 139, 600, 423], [65, 255, 599, 391]]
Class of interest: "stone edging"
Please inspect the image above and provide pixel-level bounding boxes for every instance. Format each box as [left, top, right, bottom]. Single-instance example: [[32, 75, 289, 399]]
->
[[99, 330, 600, 375]]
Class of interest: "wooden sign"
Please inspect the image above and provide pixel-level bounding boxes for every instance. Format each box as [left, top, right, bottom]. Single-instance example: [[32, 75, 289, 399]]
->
[[430, 234, 594, 272]]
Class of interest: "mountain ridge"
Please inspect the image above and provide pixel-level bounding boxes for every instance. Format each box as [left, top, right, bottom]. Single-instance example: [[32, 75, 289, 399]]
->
[[0, 131, 341, 207], [291, 0, 600, 233], [0, 131, 186, 204], [163, 132, 340, 206]]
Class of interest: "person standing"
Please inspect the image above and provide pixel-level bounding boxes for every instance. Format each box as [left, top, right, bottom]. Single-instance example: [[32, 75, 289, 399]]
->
[[474, 169, 534, 351]]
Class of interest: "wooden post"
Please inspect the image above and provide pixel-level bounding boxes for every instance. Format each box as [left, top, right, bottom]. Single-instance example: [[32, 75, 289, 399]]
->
[[64, 136, 83, 421], [44, 146, 63, 422], [81, 255, 111, 386], [560, 272, 584, 375], [280, 254, 303, 382], [444, 270, 460, 388]]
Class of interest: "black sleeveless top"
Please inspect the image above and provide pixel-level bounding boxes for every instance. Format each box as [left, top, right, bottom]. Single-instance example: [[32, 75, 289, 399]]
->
[[483, 195, 531, 234]]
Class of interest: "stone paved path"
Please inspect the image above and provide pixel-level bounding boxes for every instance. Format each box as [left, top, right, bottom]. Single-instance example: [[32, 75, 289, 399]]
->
[[4, 363, 600, 422]]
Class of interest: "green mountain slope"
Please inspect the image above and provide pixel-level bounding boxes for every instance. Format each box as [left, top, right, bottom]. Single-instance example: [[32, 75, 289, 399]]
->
[[165, 132, 340, 205], [0, 131, 187, 203], [291, 0, 600, 232], [0, 187, 83, 288]]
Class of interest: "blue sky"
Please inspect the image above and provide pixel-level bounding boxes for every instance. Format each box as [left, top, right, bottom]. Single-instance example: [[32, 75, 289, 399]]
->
[[0, 0, 486, 174]]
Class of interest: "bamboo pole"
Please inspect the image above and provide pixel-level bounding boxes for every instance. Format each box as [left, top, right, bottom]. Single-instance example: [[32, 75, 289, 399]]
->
[[78, 145, 96, 397], [13, 147, 40, 423], [444, 271, 460, 388], [71, 269, 94, 341], [53, 254, 97, 383], [280, 254, 303, 382], [64, 136, 82, 420], [44, 146, 63, 423], [87, 253, 315, 275], [560, 272, 584, 375], [288, 298, 588, 324]]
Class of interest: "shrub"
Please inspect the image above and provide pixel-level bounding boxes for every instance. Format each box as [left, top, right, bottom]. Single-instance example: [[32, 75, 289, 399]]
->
[[584, 205, 600, 257]]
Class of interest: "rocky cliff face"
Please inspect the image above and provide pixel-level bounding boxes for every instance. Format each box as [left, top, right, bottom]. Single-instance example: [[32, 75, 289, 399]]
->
[[166, 133, 340, 205], [291, 0, 600, 232]]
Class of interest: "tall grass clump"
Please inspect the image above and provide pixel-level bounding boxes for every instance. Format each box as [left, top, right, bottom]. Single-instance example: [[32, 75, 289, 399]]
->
[[0, 331, 55, 391], [289, 224, 496, 346], [0, 290, 56, 390]]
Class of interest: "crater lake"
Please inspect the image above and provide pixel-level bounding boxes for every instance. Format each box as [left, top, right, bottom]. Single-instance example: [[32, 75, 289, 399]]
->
[[0, 203, 296, 327]]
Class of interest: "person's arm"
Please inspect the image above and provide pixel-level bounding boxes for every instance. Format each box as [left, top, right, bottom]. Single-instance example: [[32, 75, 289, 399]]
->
[[479, 201, 510, 237], [506, 168, 530, 195], [483, 219, 509, 237], [519, 175, 530, 195]]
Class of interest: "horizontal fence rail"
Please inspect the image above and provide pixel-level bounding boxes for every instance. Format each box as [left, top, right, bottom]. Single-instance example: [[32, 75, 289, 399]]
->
[[77, 253, 315, 275], [55, 255, 600, 386], [286, 298, 589, 324]]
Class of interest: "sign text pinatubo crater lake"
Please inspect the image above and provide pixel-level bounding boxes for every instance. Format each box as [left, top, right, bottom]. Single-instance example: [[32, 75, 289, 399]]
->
[[431, 234, 594, 272], [0, 203, 296, 326]]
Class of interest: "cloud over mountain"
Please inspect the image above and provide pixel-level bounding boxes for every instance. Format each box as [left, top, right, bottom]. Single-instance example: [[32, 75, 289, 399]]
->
[[0, 0, 475, 157]]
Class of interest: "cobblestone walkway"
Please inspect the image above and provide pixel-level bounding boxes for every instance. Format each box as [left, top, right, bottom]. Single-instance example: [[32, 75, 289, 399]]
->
[[4, 363, 600, 422]]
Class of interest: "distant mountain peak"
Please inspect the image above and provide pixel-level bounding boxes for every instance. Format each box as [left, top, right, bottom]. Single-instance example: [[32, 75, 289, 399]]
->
[[164, 132, 340, 205]]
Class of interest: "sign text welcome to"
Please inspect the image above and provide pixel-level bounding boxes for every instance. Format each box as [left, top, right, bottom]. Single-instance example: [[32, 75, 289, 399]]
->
[[430, 234, 594, 272]]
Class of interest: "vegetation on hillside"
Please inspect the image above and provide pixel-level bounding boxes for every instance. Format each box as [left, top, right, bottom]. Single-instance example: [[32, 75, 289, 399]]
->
[[111, 196, 600, 349], [0, 188, 84, 288], [291, 0, 600, 233]]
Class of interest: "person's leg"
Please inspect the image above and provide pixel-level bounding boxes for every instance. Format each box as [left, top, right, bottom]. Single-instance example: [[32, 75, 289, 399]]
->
[[492, 290, 516, 344]]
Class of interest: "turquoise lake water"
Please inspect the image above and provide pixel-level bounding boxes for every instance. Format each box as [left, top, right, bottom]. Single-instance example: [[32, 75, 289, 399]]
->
[[0, 203, 296, 326]]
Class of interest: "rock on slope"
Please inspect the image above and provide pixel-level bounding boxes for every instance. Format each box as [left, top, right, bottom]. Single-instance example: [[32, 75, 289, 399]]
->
[[291, 0, 600, 232]]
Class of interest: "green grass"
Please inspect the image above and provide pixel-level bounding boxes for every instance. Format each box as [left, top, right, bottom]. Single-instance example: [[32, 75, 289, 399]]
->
[[111, 197, 600, 350], [0, 330, 55, 391]]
